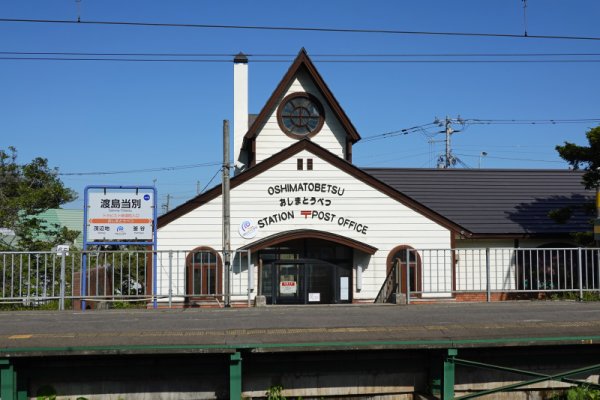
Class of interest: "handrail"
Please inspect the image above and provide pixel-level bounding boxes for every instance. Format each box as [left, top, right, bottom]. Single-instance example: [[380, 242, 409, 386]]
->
[[374, 259, 399, 303]]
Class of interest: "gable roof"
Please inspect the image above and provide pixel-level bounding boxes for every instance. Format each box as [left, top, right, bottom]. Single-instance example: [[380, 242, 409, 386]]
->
[[37, 209, 84, 246], [158, 139, 466, 234], [365, 168, 594, 238], [241, 49, 361, 154]]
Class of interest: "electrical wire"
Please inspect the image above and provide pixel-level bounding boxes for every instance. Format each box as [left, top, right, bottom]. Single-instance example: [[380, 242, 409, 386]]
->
[[361, 123, 439, 143], [362, 118, 600, 145], [466, 118, 600, 125], [59, 161, 220, 176], [198, 168, 222, 194], [454, 153, 564, 163], [3, 51, 600, 57], [2, 18, 600, 41], [3, 57, 600, 63]]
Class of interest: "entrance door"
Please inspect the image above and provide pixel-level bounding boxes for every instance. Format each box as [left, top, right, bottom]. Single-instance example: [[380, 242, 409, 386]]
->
[[276, 263, 303, 304], [262, 259, 348, 304], [388, 246, 421, 296], [305, 262, 334, 304]]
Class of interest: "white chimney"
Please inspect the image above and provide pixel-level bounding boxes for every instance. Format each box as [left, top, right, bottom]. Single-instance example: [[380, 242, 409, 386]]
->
[[233, 52, 248, 169]]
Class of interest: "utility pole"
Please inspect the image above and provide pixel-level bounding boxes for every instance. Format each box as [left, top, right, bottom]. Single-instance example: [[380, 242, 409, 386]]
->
[[222, 120, 231, 307], [445, 116, 453, 168], [436, 115, 462, 168], [197, 180, 201, 194], [595, 183, 599, 246], [162, 194, 171, 214]]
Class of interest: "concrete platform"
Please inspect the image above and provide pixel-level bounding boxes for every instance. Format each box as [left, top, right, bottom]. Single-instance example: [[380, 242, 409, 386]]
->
[[1, 301, 599, 356]]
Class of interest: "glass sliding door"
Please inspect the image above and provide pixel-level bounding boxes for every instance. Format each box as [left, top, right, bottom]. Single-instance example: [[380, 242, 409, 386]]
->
[[276, 263, 303, 304]]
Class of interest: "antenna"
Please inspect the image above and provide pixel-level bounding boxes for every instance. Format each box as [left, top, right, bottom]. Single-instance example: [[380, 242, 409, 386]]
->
[[479, 151, 488, 169], [522, 0, 528, 37], [75, 0, 82, 22]]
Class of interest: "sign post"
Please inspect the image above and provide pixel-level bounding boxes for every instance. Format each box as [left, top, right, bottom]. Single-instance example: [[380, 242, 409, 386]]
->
[[83, 186, 158, 310], [595, 186, 600, 243]]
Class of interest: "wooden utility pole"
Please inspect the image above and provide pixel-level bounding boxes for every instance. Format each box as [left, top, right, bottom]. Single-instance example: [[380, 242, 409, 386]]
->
[[222, 120, 231, 307]]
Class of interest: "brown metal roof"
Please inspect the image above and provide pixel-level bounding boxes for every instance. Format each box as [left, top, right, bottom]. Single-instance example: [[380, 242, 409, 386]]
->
[[158, 140, 466, 234], [364, 168, 594, 237], [237, 229, 378, 255]]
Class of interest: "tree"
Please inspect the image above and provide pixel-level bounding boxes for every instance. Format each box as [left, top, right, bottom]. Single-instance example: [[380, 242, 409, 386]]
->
[[552, 126, 600, 245], [556, 126, 600, 189], [0, 146, 79, 251]]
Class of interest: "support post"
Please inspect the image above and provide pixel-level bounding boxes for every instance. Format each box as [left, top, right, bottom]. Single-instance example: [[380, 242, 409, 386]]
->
[[1, 359, 17, 400], [578, 247, 583, 300], [168, 250, 173, 308], [406, 247, 411, 304], [59, 250, 66, 311], [247, 257, 253, 307], [485, 248, 491, 302], [229, 352, 242, 400], [443, 349, 457, 400], [223, 120, 231, 307]]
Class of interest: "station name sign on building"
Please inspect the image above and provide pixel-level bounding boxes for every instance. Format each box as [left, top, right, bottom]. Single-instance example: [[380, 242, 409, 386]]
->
[[238, 181, 369, 239], [85, 187, 156, 242]]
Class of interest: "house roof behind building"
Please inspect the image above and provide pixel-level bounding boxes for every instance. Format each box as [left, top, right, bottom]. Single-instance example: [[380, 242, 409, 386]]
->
[[364, 168, 594, 237], [37, 209, 84, 246]]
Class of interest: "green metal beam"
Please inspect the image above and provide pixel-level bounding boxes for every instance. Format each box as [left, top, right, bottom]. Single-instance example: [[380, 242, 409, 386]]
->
[[455, 362, 600, 400], [443, 349, 457, 400], [2, 333, 600, 355], [454, 358, 600, 390], [229, 352, 242, 400], [0, 360, 16, 400]]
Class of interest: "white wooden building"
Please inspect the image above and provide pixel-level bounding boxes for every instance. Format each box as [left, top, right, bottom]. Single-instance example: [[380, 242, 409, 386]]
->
[[156, 49, 594, 305]]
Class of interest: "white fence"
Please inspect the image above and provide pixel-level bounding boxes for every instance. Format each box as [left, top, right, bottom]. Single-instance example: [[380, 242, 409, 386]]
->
[[0, 249, 251, 310], [1, 248, 599, 309], [402, 247, 600, 303]]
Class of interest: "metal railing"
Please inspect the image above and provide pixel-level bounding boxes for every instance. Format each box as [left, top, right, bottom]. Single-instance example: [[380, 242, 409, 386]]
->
[[374, 258, 400, 303], [392, 247, 600, 303], [0, 249, 251, 310], [2, 247, 599, 309]]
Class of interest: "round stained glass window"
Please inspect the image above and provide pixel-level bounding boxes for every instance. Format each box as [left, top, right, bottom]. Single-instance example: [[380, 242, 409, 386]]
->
[[277, 92, 325, 138]]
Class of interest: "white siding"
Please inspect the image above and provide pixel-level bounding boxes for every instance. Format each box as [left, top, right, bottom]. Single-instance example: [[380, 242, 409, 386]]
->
[[453, 239, 515, 291], [158, 149, 451, 302], [254, 71, 347, 164]]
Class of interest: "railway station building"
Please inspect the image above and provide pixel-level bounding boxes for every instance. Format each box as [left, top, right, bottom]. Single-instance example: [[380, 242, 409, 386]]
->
[[156, 49, 594, 306]]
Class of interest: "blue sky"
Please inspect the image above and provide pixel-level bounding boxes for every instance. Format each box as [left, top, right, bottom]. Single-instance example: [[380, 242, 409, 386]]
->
[[1, 1, 599, 211]]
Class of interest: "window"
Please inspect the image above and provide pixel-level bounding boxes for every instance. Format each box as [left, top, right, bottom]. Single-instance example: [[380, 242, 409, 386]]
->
[[186, 247, 222, 298], [277, 92, 325, 138], [297, 158, 303, 170], [307, 158, 313, 170]]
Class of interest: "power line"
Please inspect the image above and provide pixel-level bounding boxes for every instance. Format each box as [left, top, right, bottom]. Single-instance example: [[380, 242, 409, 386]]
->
[[361, 118, 600, 144], [3, 56, 600, 64], [361, 123, 439, 143], [467, 118, 600, 125], [3, 51, 600, 57], [2, 17, 600, 41], [59, 161, 220, 176], [454, 153, 564, 164], [198, 168, 222, 194]]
